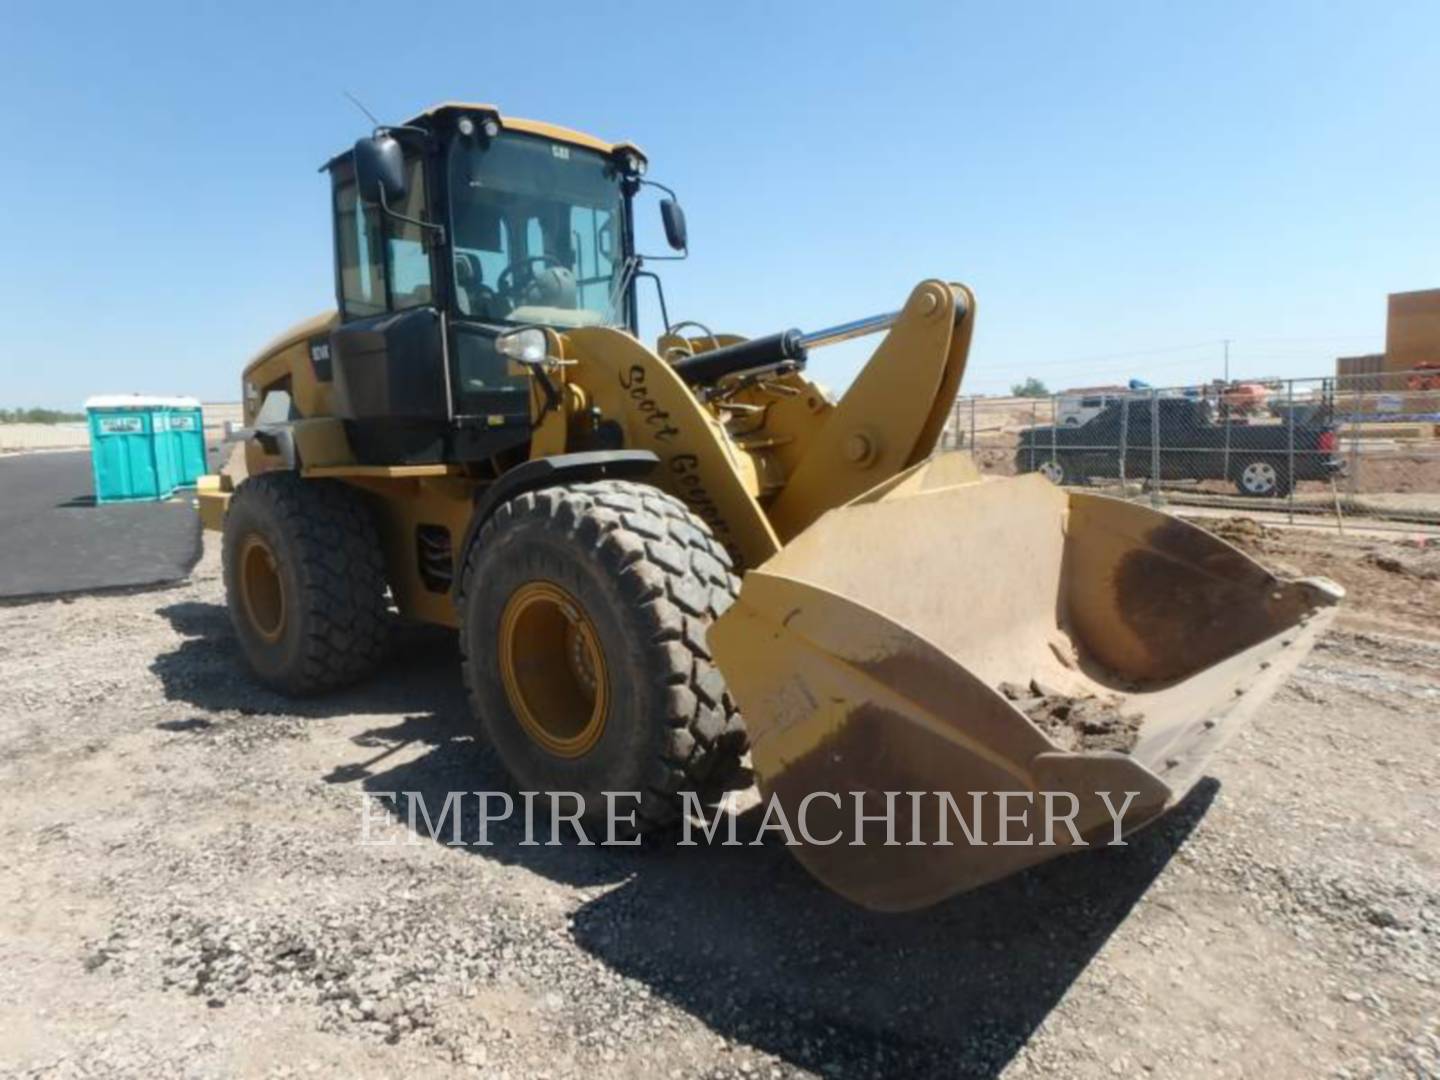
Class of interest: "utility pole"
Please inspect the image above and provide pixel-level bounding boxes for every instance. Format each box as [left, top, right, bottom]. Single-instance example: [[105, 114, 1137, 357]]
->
[[1223, 339, 1231, 384]]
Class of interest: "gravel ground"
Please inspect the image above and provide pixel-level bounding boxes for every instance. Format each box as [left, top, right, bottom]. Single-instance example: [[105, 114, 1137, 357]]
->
[[0, 527, 1437, 1079]]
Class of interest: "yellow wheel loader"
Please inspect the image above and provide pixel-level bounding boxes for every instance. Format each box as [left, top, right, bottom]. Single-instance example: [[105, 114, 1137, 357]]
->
[[199, 103, 1342, 911]]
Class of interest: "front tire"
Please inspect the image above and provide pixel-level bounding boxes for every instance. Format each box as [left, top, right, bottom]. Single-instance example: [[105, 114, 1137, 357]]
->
[[1037, 457, 1067, 485], [221, 473, 392, 694], [458, 480, 747, 833]]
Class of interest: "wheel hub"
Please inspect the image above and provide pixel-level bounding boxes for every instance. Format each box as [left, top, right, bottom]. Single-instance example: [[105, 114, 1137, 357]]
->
[[239, 534, 286, 643], [1243, 462, 1278, 493], [498, 581, 609, 758]]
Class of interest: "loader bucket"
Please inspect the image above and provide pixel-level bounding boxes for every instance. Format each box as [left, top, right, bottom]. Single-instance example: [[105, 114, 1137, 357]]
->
[[710, 456, 1342, 911]]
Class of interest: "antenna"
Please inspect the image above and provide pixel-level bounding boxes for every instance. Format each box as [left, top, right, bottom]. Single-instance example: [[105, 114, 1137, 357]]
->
[[342, 90, 382, 128]]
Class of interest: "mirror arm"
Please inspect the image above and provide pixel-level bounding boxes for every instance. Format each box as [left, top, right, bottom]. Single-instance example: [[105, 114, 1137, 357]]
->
[[637, 177, 679, 201], [375, 187, 447, 248]]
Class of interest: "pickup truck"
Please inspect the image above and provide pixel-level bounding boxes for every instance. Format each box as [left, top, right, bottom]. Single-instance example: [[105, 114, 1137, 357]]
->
[[1014, 397, 1342, 497]]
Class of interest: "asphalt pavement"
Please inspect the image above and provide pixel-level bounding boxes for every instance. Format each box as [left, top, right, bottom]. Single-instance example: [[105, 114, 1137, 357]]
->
[[0, 451, 201, 601]]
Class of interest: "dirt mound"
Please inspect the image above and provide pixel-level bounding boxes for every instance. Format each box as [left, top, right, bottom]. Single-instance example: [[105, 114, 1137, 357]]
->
[[1363, 550, 1440, 581], [998, 679, 1142, 754], [971, 446, 1018, 475], [1205, 515, 1276, 554]]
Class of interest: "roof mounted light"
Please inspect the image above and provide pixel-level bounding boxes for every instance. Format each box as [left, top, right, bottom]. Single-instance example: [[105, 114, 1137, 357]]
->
[[458, 112, 501, 140], [611, 146, 647, 178]]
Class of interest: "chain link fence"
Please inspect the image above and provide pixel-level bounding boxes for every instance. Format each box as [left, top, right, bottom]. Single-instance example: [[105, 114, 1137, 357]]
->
[[942, 371, 1440, 529]]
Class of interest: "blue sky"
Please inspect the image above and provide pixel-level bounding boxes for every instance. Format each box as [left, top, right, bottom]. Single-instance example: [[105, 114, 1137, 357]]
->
[[2, 0, 1436, 408]]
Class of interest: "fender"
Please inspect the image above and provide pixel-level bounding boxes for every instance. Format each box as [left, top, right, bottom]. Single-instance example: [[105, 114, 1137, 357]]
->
[[450, 450, 659, 600]]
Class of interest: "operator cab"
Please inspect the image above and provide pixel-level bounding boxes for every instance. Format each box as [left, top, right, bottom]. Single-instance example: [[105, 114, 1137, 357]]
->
[[321, 103, 685, 466]]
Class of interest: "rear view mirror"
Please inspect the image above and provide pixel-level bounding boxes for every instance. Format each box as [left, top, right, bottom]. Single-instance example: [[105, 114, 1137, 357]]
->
[[354, 135, 407, 207], [660, 198, 688, 252]]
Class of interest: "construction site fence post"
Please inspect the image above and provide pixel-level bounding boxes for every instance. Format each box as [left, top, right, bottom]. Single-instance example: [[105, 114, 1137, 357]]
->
[[1287, 379, 1296, 523], [1347, 376, 1361, 505], [1029, 398, 1038, 472], [1050, 395, 1058, 475], [1150, 388, 1162, 508], [1223, 392, 1233, 487], [1118, 396, 1129, 490]]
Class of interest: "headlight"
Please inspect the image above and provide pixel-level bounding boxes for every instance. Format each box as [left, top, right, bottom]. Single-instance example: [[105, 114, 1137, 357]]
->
[[495, 328, 548, 364], [625, 152, 646, 176]]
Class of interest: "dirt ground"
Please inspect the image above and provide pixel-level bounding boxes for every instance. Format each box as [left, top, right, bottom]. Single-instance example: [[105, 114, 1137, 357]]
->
[[1352, 452, 1440, 497], [0, 424, 90, 454], [1205, 517, 1440, 640], [1, 526, 1437, 1078]]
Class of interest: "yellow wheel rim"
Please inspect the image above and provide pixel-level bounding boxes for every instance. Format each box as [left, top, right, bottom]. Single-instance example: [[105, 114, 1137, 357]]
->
[[498, 581, 609, 758], [239, 534, 286, 643]]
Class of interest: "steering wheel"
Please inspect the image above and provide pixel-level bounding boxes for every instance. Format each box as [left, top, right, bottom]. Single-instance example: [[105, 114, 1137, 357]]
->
[[496, 255, 570, 304]]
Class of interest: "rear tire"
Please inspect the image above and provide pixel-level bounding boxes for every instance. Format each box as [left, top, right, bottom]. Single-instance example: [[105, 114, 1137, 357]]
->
[[222, 472, 391, 694], [458, 480, 747, 834], [1233, 459, 1291, 498]]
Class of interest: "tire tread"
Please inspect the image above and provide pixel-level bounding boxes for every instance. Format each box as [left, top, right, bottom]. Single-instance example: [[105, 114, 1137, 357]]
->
[[456, 479, 747, 832], [223, 473, 391, 694]]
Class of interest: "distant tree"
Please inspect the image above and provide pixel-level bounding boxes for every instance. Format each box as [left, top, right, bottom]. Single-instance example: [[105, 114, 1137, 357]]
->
[[1010, 377, 1051, 398], [0, 407, 86, 424]]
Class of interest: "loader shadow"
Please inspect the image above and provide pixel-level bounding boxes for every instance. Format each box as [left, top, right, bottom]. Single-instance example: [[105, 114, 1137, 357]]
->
[[149, 601, 470, 727], [149, 600, 629, 886], [361, 718, 1218, 1078]]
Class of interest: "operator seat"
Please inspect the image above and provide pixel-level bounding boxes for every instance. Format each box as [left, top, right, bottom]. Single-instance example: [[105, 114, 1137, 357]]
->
[[454, 253, 485, 317]]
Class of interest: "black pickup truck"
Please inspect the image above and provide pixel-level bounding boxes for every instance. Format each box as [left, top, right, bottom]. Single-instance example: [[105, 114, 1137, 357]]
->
[[1014, 396, 1342, 497]]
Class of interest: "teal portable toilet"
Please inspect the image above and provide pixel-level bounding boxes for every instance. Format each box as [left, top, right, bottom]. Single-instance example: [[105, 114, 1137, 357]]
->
[[159, 401, 207, 488], [85, 395, 205, 503]]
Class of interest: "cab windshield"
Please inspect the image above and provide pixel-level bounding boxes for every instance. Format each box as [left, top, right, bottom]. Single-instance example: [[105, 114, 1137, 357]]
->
[[447, 132, 627, 329]]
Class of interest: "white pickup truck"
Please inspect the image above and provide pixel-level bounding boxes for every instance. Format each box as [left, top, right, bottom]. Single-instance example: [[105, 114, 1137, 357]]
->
[[1055, 392, 1125, 427]]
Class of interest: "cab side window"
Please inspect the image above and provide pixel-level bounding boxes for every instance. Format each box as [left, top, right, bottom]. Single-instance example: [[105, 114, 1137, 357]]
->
[[334, 155, 433, 320], [386, 156, 433, 310], [335, 181, 385, 319], [570, 204, 617, 314]]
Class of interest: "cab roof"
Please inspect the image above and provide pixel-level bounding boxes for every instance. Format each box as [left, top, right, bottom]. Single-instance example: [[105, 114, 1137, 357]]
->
[[324, 102, 645, 171]]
